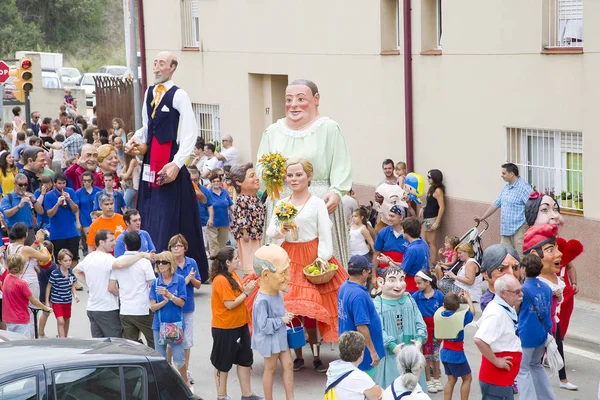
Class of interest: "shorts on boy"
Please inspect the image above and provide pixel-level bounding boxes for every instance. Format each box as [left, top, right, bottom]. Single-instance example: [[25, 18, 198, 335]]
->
[[52, 302, 72, 319], [443, 360, 471, 377]]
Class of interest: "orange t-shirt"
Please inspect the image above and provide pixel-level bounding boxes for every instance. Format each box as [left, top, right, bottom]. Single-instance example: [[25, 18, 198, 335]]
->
[[211, 274, 249, 329], [87, 214, 126, 247]]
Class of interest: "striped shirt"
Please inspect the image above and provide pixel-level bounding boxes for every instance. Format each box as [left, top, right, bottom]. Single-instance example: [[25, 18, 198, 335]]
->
[[49, 268, 76, 304], [493, 177, 532, 236]]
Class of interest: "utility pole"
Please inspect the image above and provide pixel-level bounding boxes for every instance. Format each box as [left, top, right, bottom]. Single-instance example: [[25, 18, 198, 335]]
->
[[123, 0, 141, 131]]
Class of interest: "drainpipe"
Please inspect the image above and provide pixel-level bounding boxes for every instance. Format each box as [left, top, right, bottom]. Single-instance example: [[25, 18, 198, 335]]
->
[[403, 0, 414, 171], [137, 0, 148, 92]]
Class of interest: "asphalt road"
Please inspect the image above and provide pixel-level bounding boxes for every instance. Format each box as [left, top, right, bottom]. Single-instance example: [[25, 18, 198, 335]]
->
[[42, 285, 600, 399]]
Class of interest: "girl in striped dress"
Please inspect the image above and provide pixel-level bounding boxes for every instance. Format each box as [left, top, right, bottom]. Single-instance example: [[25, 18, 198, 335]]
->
[[373, 266, 427, 390]]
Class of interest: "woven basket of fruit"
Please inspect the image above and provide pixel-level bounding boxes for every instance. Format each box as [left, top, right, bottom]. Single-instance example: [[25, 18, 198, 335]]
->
[[303, 258, 338, 285]]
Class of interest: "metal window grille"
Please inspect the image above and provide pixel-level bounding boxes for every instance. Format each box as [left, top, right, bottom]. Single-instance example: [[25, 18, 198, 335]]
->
[[181, 0, 199, 47], [192, 103, 221, 145], [505, 127, 584, 212], [546, 0, 583, 48]]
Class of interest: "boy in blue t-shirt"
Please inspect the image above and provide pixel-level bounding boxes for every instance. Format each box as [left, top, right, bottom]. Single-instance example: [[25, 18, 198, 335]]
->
[[338, 255, 385, 377], [398, 217, 429, 293], [436, 291, 475, 399]]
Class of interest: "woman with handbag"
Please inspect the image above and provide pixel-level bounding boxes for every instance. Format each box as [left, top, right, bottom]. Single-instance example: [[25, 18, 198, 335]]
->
[[149, 251, 189, 386], [210, 246, 263, 400]]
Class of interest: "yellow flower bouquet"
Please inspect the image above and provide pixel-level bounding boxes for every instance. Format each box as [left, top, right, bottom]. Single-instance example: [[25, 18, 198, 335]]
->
[[274, 201, 298, 240], [258, 152, 287, 201]]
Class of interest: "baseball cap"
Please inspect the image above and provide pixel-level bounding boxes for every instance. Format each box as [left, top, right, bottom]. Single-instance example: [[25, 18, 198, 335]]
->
[[348, 255, 372, 271]]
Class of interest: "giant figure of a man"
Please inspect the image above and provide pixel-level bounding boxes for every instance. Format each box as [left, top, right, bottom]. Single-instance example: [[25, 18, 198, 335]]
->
[[126, 51, 209, 280]]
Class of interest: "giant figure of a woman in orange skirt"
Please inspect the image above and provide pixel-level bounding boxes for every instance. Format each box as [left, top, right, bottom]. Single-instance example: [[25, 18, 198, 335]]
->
[[244, 158, 348, 372]]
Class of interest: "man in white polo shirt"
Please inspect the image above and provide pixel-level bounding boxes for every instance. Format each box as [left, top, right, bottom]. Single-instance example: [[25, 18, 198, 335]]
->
[[474, 274, 523, 400], [109, 230, 156, 348], [74, 229, 150, 338]]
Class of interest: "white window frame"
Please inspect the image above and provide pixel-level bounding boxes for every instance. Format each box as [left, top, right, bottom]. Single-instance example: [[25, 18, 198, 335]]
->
[[181, 0, 199, 48], [546, 0, 583, 48], [436, 0, 443, 49], [505, 127, 584, 212], [396, 0, 402, 49]]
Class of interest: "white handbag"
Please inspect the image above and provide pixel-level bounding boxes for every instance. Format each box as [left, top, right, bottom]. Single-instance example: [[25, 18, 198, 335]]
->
[[545, 333, 564, 379]]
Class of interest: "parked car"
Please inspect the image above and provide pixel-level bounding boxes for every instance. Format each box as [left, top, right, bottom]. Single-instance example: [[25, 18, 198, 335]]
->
[[0, 338, 201, 399], [80, 72, 112, 107], [96, 65, 128, 77], [41, 68, 63, 89], [61, 67, 82, 87]]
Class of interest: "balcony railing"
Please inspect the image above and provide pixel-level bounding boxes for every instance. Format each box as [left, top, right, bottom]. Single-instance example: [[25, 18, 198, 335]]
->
[[546, 0, 583, 48]]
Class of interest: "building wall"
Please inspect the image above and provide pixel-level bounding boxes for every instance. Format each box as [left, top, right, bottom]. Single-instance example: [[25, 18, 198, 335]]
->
[[143, 0, 599, 299]]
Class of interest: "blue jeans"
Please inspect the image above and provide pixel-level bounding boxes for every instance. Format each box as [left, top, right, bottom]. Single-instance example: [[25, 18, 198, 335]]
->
[[124, 188, 137, 209], [516, 345, 555, 400], [153, 330, 185, 368]]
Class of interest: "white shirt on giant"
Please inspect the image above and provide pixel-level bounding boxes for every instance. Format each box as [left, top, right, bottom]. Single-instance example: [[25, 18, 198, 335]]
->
[[221, 146, 239, 167], [77, 251, 119, 312], [267, 196, 333, 260], [474, 300, 521, 353], [109, 251, 156, 316], [133, 80, 198, 169]]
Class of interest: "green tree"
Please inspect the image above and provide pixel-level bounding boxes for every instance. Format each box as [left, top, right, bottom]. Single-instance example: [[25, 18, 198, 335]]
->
[[16, 0, 107, 53], [0, 0, 45, 59]]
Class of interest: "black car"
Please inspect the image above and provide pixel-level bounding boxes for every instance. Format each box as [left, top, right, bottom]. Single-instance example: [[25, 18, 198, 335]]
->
[[0, 338, 202, 400]]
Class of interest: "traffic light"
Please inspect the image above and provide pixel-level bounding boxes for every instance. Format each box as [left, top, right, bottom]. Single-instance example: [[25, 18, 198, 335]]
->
[[9, 58, 33, 103]]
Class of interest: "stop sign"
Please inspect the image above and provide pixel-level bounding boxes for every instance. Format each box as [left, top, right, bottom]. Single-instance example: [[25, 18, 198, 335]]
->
[[0, 61, 9, 83]]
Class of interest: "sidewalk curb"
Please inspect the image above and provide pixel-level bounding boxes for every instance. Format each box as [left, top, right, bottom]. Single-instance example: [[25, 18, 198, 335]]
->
[[564, 296, 600, 347]]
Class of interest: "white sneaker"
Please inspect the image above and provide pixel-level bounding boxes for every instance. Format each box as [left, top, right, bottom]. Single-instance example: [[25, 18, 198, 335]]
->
[[187, 370, 194, 384], [559, 381, 578, 391], [426, 381, 438, 393]]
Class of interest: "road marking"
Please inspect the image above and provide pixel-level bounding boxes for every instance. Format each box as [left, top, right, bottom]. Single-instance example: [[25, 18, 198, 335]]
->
[[563, 344, 600, 362]]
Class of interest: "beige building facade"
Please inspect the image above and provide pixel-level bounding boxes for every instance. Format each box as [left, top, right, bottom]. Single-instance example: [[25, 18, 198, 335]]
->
[[143, 0, 599, 299]]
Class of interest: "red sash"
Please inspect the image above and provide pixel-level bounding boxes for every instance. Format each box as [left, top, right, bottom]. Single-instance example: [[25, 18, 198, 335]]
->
[[442, 340, 464, 352], [479, 351, 522, 386], [378, 250, 404, 269], [404, 274, 417, 293], [149, 137, 172, 187]]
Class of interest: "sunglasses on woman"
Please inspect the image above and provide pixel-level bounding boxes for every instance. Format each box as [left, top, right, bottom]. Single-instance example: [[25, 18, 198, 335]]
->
[[155, 260, 170, 265]]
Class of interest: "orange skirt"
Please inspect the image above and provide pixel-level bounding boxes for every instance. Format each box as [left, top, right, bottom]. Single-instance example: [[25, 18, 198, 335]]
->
[[243, 238, 348, 342]]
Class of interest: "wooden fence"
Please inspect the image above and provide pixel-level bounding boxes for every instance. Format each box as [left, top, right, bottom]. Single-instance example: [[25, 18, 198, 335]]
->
[[94, 76, 137, 134]]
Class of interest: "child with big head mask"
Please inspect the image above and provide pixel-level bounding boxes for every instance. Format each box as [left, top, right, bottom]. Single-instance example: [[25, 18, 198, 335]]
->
[[373, 266, 427, 390]]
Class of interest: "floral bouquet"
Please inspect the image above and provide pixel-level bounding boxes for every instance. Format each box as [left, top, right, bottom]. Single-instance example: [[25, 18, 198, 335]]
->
[[274, 201, 298, 240], [258, 152, 287, 201]]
